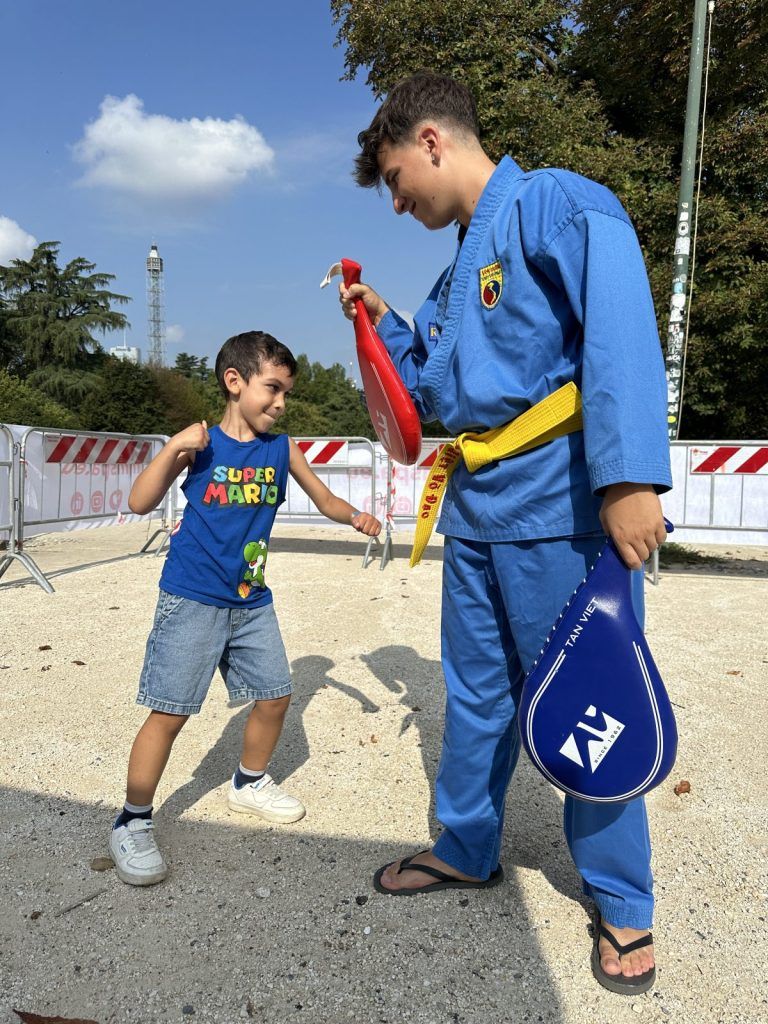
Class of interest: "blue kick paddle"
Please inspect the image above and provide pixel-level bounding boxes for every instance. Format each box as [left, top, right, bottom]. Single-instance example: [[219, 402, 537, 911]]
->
[[519, 525, 677, 803]]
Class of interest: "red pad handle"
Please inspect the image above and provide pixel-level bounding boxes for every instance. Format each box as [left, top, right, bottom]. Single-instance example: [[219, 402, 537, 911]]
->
[[341, 258, 363, 290], [339, 257, 422, 465]]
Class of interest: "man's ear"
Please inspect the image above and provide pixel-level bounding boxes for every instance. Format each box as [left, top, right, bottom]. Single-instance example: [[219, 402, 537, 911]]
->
[[418, 125, 441, 165]]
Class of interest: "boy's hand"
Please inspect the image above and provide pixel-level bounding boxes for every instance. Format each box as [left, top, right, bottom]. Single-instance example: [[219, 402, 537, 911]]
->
[[170, 421, 210, 455], [351, 511, 382, 537], [599, 483, 667, 569], [339, 283, 390, 328]]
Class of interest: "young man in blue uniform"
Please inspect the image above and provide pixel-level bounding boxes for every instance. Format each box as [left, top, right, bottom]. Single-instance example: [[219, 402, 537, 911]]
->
[[339, 73, 671, 994]]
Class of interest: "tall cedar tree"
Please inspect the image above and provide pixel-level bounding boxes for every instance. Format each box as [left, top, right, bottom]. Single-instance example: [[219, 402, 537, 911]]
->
[[0, 241, 130, 370]]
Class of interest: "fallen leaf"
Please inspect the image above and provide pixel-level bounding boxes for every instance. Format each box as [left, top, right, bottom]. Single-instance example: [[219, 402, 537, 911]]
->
[[89, 857, 114, 873], [38, 645, 52, 651], [29, 911, 42, 921], [108, 606, 120, 610], [725, 670, 742, 676], [14, 1013, 100, 1024], [40, 666, 52, 672], [370, 735, 378, 744], [71, 661, 86, 667], [674, 780, 691, 796]]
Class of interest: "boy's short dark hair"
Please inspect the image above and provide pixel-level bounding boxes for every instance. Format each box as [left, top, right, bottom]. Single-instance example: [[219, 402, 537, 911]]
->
[[215, 331, 297, 399], [355, 72, 480, 189]]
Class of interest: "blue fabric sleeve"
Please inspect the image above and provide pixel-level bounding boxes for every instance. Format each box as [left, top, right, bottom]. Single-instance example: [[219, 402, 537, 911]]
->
[[539, 209, 672, 494], [376, 309, 438, 422]]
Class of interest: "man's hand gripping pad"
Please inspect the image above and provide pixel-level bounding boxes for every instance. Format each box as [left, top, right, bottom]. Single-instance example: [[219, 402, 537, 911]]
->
[[321, 259, 422, 465], [519, 533, 677, 803]]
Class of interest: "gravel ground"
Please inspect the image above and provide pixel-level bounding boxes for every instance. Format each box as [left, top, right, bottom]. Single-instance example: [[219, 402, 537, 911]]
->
[[1, 522, 766, 1024]]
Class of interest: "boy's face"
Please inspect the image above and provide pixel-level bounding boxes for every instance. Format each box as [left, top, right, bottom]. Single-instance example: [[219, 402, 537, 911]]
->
[[378, 130, 456, 231], [226, 360, 294, 433]]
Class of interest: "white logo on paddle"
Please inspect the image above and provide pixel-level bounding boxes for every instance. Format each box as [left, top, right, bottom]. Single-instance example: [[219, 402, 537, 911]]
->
[[559, 705, 625, 773], [375, 410, 392, 451]]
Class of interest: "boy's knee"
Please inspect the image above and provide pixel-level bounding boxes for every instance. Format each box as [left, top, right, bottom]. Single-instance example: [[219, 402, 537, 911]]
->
[[148, 709, 189, 735], [253, 694, 291, 717]]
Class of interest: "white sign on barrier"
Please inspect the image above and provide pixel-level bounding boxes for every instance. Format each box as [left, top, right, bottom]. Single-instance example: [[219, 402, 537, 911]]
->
[[689, 444, 768, 475], [5, 425, 166, 538]]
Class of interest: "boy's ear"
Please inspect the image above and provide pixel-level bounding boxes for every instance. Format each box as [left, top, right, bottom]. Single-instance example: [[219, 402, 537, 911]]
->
[[222, 367, 241, 396]]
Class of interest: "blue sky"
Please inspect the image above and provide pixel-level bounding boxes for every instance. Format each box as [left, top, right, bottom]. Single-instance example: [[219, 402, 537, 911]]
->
[[0, 1, 453, 378]]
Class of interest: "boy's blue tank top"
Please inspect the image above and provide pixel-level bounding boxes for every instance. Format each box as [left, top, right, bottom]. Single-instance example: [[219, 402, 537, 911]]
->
[[160, 426, 290, 608]]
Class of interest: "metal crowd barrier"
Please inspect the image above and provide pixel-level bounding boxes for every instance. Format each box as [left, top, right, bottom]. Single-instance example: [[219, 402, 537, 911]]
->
[[279, 436, 382, 568], [4, 426, 764, 591], [647, 439, 768, 585], [381, 437, 768, 580], [0, 424, 54, 592], [665, 439, 768, 537], [7, 427, 168, 592]]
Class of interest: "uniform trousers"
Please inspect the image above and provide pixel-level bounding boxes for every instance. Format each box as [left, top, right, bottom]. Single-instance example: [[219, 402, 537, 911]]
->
[[432, 534, 653, 929]]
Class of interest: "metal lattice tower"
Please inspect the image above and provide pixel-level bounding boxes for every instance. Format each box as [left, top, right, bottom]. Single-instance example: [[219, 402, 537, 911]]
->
[[146, 243, 165, 366]]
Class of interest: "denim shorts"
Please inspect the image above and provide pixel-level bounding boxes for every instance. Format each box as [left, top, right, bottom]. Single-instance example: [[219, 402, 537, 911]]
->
[[137, 590, 292, 715]]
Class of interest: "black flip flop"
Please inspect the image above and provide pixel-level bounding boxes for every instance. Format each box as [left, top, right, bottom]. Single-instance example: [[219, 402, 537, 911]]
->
[[373, 851, 504, 896], [591, 912, 656, 994]]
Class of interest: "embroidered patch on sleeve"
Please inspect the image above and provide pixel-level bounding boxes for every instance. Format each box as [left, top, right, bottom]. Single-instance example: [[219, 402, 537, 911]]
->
[[479, 260, 503, 310]]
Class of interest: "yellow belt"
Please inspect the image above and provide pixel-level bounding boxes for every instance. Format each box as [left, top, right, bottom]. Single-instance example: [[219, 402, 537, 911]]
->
[[410, 382, 583, 567]]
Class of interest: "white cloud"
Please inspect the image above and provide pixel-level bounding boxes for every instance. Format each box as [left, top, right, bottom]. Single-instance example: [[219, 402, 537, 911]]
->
[[73, 95, 275, 200], [0, 216, 37, 264], [166, 324, 185, 345]]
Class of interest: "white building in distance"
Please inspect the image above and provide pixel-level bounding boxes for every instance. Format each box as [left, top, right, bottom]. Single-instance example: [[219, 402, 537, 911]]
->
[[109, 344, 142, 365]]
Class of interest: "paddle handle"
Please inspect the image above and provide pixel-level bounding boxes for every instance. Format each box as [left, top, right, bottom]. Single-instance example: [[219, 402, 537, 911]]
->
[[340, 259, 372, 344]]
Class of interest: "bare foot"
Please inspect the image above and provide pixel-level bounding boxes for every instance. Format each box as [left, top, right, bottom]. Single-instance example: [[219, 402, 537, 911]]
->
[[378, 849, 481, 893], [599, 922, 655, 979]]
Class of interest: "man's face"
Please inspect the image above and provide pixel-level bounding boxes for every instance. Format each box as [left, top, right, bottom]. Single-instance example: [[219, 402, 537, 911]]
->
[[377, 134, 455, 231]]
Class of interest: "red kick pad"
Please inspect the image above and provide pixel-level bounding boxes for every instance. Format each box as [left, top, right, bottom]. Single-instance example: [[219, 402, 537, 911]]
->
[[324, 258, 422, 465]]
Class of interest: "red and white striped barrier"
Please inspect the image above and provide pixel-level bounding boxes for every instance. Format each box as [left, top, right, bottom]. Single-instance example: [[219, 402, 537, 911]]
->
[[296, 440, 349, 465], [45, 434, 154, 465], [690, 445, 768, 475], [416, 443, 447, 469]]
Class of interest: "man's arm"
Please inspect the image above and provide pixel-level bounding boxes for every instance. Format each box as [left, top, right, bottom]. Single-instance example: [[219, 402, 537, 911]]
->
[[288, 439, 381, 536], [339, 281, 438, 422], [128, 421, 209, 515], [540, 207, 672, 566]]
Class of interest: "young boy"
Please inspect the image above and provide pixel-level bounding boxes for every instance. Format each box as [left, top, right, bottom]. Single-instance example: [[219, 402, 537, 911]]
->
[[110, 330, 380, 886], [339, 73, 671, 994]]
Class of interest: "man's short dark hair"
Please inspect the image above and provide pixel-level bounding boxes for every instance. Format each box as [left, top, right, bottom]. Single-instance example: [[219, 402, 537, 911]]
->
[[355, 72, 480, 189], [215, 331, 297, 398]]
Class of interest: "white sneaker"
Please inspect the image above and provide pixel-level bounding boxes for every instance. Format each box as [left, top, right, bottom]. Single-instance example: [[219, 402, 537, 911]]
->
[[109, 818, 168, 886], [227, 773, 306, 823]]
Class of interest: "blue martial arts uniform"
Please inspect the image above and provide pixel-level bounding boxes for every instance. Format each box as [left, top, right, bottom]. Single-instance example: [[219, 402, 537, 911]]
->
[[377, 156, 671, 929]]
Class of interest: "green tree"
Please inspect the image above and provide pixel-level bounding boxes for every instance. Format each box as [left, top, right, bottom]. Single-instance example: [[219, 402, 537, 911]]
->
[[79, 357, 164, 435], [331, 0, 768, 438], [174, 352, 213, 382], [0, 369, 79, 429], [173, 352, 224, 425], [274, 355, 375, 438], [569, 1, 768, 437], [0, 241, 130, 371]]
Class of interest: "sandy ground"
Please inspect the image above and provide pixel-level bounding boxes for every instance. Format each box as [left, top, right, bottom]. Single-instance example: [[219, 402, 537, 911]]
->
[[1, 522, 767, 1024]]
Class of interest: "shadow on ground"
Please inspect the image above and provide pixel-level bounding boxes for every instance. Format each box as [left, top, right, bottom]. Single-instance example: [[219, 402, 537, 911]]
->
[[0, 645, 582, 1024]]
